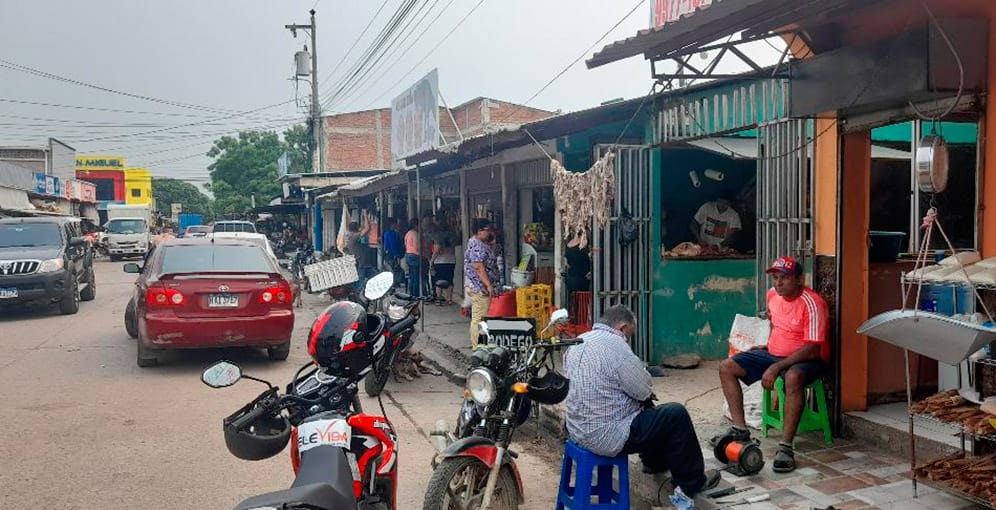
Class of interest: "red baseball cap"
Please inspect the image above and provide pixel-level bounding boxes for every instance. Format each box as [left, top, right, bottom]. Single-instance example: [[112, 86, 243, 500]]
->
[[766, 256, 802, 275]]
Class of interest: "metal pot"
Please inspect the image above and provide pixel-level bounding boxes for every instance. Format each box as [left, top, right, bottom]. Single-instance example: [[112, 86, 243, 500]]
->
[[916, 135, 949, 193]]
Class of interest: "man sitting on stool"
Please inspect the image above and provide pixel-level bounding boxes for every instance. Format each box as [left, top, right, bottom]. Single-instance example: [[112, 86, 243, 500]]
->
[[565, 305, 720, 496], [717, 256, 830, 472]]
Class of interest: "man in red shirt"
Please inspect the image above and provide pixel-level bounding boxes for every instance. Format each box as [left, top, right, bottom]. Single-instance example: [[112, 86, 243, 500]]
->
[[716, 256, 830, 473]]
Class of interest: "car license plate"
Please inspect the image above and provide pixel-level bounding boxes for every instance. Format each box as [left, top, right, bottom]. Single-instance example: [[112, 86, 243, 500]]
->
[[208, 293, 239, 308], [0, 287, 17, 299]]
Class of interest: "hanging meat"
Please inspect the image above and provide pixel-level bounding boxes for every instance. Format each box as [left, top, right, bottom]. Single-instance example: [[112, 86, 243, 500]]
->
[[551, 151, 615, 249]]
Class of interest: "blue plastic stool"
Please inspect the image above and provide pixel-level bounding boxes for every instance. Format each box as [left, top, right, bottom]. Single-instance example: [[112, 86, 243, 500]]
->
[[556, 440, 630, 509]]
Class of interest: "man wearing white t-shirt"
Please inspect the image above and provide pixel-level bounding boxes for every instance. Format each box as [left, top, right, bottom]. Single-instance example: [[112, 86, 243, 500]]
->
[[691, 197, 742, 247]]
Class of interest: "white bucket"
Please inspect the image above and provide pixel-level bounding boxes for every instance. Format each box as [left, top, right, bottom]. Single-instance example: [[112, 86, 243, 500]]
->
[[510, 269, 534, 288]]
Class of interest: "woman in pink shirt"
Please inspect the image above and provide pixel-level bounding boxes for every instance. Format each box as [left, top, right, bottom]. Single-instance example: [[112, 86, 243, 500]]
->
[[404, 219, 422, 296]]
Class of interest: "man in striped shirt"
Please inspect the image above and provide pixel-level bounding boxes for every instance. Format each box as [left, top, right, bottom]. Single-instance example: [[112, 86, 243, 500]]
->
[[565, 305, 719, 496], [718, 256, 830, 473]]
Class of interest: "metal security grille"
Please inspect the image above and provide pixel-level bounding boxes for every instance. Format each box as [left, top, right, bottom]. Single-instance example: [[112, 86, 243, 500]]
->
[[0, 260, 40, 276], [755, 119, 814, 309], [591, 145, 654, 361]]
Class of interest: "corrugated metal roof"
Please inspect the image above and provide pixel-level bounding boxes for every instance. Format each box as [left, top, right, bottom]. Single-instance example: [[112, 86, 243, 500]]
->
[[587, 0, 799, 69]]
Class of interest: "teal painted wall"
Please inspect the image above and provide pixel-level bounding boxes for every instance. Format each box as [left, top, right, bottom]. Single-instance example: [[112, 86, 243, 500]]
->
[[650, 259, 757, 361], [870, 121, 978, 144]]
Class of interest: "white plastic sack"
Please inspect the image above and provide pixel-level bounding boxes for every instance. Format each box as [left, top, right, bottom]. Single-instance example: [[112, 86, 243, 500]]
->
[[336, 201, 350, 252], [728, 314, 771, 353], [723, 382, 764, 429]]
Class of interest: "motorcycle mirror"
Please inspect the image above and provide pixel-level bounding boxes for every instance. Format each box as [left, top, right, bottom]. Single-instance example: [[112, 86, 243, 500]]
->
[[201, 361, 243, 388], [363, 271, 395, 301], [549, 308, 569, 326]]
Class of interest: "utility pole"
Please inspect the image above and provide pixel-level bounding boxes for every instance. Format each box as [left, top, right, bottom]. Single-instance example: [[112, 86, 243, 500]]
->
[[286, 9, 322, 174]]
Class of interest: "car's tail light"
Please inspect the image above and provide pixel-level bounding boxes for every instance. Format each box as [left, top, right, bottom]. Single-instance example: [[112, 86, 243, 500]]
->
[[259, 283, 292, 304], [146, 286, 185, 306]]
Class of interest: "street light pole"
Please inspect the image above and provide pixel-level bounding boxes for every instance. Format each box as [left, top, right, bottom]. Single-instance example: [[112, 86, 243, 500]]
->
[[286, 10, 323, 174]]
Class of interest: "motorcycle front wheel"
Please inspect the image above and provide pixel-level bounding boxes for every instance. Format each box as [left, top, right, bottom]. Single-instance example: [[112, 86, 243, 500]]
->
[[364, 351, 396, 397], [422, 456, 519, 510]]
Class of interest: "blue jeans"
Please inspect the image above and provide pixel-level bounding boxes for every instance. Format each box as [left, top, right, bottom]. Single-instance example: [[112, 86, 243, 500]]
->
[[405, 254, 422, 296]]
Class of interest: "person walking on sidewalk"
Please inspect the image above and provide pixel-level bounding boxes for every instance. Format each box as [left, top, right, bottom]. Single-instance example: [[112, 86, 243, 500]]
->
[[564, 305, 720, 497], [716, 256, 830, 473], [464, 218, 499, 348], [404, 219, 422, 297]]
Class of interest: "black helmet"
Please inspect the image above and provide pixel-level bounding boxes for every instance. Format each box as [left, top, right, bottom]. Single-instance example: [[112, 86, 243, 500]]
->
[[223, 402, 291, 461], [308, 301, 374, 377], [527, 370, 570, 405]]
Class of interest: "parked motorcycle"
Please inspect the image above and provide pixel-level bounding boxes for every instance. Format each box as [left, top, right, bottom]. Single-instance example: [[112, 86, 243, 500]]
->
[[423, 309, 577, 510], [362, 289, 428, 397], [202, 272, 405, 510]]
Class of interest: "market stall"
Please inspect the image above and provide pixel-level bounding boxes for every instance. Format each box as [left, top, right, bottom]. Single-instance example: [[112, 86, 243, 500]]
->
[[652, 144, 759, 359]]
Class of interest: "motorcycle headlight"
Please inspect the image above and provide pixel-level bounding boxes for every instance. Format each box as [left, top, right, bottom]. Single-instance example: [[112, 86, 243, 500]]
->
[[386, 303, 407, 321], [466, 368, 496, 406], [38, 258, 64, 273]]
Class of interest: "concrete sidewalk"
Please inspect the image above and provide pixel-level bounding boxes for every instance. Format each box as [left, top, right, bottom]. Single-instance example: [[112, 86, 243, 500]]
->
[[413, 304, 969, 510]]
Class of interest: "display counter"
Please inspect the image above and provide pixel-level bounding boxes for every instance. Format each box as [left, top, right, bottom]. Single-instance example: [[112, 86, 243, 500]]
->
[[650, 257, 756, 361]]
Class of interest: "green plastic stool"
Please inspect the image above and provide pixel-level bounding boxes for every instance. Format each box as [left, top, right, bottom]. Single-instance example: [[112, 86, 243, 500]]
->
[[760, 377, 833, 446]]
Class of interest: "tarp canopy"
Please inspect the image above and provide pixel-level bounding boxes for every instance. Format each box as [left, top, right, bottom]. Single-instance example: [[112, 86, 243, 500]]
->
[[0, 186, 35, 213]]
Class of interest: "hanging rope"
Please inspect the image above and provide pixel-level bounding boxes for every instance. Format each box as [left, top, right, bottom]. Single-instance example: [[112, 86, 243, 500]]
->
[[903, 207, 994, 322]]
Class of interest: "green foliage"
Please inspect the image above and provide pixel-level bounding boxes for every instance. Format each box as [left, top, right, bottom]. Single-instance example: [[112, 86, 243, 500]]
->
[[152, 177, 213, 222], [205, 124, 312, 217]]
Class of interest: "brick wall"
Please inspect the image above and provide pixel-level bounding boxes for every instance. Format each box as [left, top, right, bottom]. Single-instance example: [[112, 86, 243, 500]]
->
[[321, 98, 555, 171]]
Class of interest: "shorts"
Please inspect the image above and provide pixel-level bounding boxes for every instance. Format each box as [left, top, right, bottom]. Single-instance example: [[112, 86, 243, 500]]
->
[[731, 349, 829, 386], [433, 263, 455, 284]]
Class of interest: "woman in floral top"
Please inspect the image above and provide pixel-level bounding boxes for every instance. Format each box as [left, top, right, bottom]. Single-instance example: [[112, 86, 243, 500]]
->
[[464, 218, 499, 347]]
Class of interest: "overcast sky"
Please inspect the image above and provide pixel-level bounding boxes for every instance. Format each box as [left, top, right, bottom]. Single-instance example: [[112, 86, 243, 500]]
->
[[1, 0, 782, 189]]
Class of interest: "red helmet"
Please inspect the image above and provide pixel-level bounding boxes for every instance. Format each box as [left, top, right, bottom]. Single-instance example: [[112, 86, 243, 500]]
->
[[308, 301, 374, 377]]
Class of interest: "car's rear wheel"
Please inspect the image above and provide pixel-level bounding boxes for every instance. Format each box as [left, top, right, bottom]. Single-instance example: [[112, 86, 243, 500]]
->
[[80, 268, 96, 301], [124, 299, 138, 339], [267, 342, 291, 361], [59, 280, 80, 315], [137, 342, 159, 367]]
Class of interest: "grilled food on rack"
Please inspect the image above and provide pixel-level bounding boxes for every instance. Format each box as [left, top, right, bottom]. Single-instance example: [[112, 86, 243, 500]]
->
[[914, 453, 996, 505], [912, 390, 996, 436]]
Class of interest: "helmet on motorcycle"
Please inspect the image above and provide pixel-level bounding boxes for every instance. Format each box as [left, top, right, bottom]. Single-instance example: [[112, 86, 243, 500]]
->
[[308, 301, 374, 377], [223, 404, 292, 461], [527, 369, 570, 405]]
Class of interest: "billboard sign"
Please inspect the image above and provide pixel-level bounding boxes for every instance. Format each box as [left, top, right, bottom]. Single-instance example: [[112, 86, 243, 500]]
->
[[75, 155, 126, 171], [390, 69, 440, 164], [79, 181, 97, 203], [651, 0, 713, 28], [33, 173, 61, 196]]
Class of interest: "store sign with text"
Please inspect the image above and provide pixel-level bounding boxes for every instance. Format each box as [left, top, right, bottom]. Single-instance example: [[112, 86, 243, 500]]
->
[[75, 155, 126, 170], [652, 0, 713, 28], [33, 173, 62, 197], [390, 69, 439, 164]]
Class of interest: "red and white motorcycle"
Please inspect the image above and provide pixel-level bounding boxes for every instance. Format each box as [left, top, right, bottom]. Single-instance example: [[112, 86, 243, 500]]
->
[[202, 359, 398, 510]]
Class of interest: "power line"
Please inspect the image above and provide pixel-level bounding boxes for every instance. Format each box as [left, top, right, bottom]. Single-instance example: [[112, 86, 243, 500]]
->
[[316, 0, 392, 94], [493, 0, 644, 125], [363, 0, 487, 108], [329, 0, 448, 109], [0, 98, 235, 118], [334, 0, 456, 109], [320, 0, 423, 109], [0, 58, 245, 115]]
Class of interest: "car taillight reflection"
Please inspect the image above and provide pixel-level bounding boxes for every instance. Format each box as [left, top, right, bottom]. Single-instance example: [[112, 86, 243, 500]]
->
[[147, 287, 185, 306], [259, 284, 291, 304]]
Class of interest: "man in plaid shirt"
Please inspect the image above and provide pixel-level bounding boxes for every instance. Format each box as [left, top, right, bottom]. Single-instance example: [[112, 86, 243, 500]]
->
[[564, 305, 719, 495]]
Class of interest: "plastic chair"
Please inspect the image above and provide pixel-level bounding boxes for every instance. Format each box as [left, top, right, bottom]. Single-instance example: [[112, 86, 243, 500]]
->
[[556, 440, 630, 509], [760, 377, 833, 446]]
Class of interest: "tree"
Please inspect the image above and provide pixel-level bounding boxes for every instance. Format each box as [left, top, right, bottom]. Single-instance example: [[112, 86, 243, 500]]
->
[[152, 177, 213, 221], [206, 125, 311, 217]]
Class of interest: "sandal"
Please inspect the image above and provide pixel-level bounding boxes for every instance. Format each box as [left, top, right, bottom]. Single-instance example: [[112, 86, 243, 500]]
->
[[772, 445, 796, 473]]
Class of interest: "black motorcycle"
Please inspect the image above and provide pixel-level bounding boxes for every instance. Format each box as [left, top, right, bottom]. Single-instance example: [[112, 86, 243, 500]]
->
[[423, 310, 578, 510], [362, 289, 428, 397]]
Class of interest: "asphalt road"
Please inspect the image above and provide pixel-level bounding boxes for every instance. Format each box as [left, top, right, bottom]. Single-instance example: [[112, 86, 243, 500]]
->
[[0, 258, 562, 509]]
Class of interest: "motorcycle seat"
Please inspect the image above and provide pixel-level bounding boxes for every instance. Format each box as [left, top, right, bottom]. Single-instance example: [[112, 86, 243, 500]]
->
[[393, 291, 414, 301], [233, 482, 357, 510], [235, 446, 358, 510]]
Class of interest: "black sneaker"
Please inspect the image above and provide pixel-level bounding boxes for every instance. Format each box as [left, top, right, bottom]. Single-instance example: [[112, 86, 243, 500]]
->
[[687, 469, 722, 496], [708, 426, 751, 447]]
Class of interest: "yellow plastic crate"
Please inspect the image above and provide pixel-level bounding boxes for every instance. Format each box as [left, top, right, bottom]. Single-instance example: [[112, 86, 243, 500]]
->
[[516, 284, 553, 338]]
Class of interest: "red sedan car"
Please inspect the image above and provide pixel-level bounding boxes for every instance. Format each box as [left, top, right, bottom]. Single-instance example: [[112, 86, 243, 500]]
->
[[123, 238, 295, 367]]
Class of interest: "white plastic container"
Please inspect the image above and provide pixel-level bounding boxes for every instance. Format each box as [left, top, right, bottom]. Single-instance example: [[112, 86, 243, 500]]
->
[[510, 269, 534, 288]]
